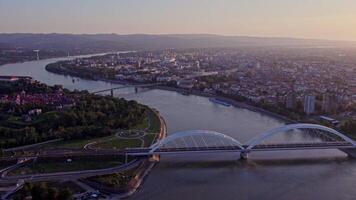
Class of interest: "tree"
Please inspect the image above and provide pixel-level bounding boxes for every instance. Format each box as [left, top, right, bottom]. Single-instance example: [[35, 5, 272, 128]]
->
[[340, 119, 356, 138], [47, 187, 59, 200], [31, 183, 48, 200], [57, 188, 73, 200]]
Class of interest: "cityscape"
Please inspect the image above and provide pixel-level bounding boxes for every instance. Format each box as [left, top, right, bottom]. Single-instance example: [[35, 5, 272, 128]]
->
[[47, 48, 356, 123], [1, 1, 356, 200]]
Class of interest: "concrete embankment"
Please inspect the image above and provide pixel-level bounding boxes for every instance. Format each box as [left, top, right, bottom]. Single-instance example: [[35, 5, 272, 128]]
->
[[117, 110, 167, 198]]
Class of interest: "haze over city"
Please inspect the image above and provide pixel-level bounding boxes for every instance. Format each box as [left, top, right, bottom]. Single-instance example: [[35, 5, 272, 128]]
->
[[1, 0, 356, 41]]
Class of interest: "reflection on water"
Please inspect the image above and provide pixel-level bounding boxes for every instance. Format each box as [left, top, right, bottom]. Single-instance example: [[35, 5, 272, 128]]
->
[[1, 56, 356, 200], [133, 151, 355, 200]]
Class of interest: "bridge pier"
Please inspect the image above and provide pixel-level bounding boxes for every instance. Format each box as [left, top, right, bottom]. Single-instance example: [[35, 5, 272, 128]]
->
[[240, 151, 249, 160], [110, 89, 114, 97], [149, 154, 160, 162], [124, 154, 128, 164]]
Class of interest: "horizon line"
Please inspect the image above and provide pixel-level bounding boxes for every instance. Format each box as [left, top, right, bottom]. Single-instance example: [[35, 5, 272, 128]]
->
[[1, 32, 356, 43]]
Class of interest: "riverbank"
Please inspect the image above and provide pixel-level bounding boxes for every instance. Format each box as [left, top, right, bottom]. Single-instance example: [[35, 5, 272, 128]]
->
[[120, 108, 167, 198], [91, 109, 167, 199], [0, 51, 114, 68], [153, 85, 296, 123]]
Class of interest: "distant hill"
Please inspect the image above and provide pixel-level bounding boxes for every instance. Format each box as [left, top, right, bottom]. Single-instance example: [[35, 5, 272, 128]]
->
[[0, 33, 355, 52]]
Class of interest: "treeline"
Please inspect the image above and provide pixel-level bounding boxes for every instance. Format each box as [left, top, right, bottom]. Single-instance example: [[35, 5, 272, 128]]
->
[[0, 79, 59, 95], [46, 62, 116, 80], [340, 119, 356, 139], [13, 182, 73, 200]]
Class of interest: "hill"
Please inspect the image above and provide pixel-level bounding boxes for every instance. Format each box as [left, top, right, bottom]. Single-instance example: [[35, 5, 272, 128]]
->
[[0, 33, 355, 52]]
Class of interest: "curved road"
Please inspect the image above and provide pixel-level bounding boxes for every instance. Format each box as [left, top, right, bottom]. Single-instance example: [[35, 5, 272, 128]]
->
[[0, 159, 143, 185]]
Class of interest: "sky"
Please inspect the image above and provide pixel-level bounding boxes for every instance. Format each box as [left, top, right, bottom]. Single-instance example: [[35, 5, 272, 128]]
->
[[1, 0, 356, 41]]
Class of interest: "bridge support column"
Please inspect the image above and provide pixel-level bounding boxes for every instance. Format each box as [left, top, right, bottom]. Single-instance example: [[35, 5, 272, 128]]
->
[[149, 154, 160, 162], [110, 89, 114, 97], [240, 151, 249, 160], [339, 148, 356, 159]]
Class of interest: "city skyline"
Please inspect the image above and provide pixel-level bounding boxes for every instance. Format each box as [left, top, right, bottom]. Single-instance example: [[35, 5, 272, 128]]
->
[[1, 0, 356, 41]]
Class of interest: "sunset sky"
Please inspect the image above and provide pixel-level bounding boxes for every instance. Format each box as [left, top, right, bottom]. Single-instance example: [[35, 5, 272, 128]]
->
[[1, 0, 356, 41]]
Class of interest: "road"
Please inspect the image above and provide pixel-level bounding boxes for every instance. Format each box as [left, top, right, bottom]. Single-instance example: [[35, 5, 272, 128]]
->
[[0, 159, 143, 185]]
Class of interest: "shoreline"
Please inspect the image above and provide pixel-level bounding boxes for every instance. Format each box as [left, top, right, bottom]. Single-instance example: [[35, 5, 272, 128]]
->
[[0, 52, 115, 68], [79, 75, 295, 124], [106, 109, 167, 199], [153, 85, 296, 123]]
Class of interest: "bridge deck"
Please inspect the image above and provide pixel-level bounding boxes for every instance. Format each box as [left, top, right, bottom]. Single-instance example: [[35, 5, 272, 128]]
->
[[92, 83, 162, 94], [125, 142, 355, 155], [4, 142, 354, 159]]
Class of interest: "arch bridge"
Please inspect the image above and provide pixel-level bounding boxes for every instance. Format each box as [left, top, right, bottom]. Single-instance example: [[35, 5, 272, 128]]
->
[[126, 124, 356, 160]]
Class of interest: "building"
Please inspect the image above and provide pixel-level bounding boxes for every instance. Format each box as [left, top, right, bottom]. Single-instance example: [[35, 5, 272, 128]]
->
[[304, 95, 316, 115], [322, 94, 336, 113]]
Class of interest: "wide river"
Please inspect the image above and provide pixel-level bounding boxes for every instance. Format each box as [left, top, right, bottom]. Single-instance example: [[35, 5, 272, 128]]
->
[[1, 56, 356, 200]]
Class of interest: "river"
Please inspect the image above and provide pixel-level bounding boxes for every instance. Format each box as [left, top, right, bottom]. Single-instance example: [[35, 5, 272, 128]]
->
[[1, 56, 355, 200]]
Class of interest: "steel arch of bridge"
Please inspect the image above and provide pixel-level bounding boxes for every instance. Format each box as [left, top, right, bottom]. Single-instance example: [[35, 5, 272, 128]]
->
[[148, 124, 355, 154], [149, 130, 244, 154], [245, 123, 356, 150]]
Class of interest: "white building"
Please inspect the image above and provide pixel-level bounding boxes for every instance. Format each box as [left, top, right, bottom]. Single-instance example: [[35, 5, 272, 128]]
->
[[304, 95, 316, 115]]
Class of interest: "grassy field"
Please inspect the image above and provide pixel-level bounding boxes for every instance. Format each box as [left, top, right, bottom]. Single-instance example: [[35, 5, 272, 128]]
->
[[42, 135, 115, 149], [130, 115, 149, 130], [93, 138, 143, 150], [34, 108, 161, 151], [9, 158, 122, 176]]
